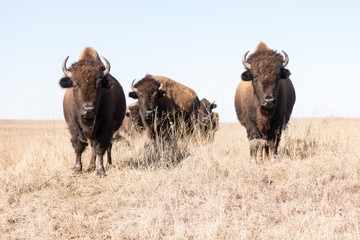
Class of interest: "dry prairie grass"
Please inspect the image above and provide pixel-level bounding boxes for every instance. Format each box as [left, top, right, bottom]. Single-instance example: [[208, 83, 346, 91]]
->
[[1, 118, 360, 239]]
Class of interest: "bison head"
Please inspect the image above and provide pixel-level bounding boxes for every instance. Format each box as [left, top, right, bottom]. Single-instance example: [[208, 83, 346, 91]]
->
[[128, 75, 165, 125], [198, 98, 217, 127], [59, 56, 111, 122], [127, 102, 143, 129], [241, 45, 290, 114], [211, 112, 219, 130]]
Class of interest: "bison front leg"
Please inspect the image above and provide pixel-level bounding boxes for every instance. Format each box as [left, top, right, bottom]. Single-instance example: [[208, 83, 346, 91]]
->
[[71, 136, 87, 174], [268, 127, 282, 162], [268, 140, 277, 162], [86, 142, 96, 173], [249, 139, 267, 164], [96, 154, 106, 177], [95, 142, 108, 178], [249, 139, 261, 163]]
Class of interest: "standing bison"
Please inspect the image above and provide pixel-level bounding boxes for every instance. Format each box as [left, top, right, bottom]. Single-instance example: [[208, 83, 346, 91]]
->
[[234, 42, 295, 163], [129, 75, 200, 140], [59, 47, 126, 177]]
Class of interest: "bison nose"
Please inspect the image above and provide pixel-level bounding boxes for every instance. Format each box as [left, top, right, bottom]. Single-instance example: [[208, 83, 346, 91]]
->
[[264, 96, 275, 103], [264, 96, 275, 105], [81, 105, 95, 114], [144, 110, 154, 120], [144, 110, 153, 117]]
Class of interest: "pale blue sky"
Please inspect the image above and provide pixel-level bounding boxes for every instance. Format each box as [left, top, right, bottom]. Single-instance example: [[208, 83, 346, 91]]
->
[[0, 0, 359, 121]]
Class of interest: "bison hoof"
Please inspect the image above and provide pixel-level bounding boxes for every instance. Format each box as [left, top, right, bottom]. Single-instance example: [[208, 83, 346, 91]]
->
[[74, 165, 82, 174], [270, 156, 278, 163], [86, 166, 96, 173], [96, 171, 107, 178]]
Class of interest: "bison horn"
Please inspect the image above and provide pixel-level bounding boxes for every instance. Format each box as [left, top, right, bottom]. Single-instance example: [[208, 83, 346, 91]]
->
[[101, 56, 111, 77], [282, 50, 289, 68], [131, 79, 138, 93], [62, 56, 72, 78], [158, 81, 163, 91], [242, 51, 251, 70], [153, 77, 163, 91]]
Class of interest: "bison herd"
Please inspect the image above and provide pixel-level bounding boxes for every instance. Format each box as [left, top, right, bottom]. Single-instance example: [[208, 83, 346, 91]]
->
[[59, 42, 295, 177]]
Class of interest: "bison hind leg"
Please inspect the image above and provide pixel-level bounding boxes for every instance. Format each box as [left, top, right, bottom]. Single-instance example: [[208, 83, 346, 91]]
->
[[107, 142, 113, 165]]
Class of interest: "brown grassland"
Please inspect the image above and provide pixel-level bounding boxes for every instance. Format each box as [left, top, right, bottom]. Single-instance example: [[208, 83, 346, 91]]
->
[[0, 118, 360, 239]]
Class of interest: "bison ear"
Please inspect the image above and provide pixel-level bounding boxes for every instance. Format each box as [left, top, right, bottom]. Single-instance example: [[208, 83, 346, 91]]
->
[[101, 79, 110, 88], [157, 90, 166, 98], [280, 68, 291, 79], [59, 77, 73, 88], [129, 91, 138, 99], [241, 70, 253, 81], [102, 75, 113, 88], [210, 103, 217, 110]]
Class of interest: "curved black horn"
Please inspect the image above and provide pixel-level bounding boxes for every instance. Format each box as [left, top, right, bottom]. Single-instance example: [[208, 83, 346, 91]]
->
[[282, 50, 289, 68], [62, 56, 72, 78], [101, 56, 110, 76], [131, 79, 138, 93], [242, 51, 251, 70]]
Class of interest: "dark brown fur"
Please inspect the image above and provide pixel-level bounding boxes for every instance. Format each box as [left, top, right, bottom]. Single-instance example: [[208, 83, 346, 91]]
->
[[119, 102, 143, 134], [129, 74, 200, 139], [234, 43, 296, 163], [59, 47, 126, 177], [198, 98, 219, 138]]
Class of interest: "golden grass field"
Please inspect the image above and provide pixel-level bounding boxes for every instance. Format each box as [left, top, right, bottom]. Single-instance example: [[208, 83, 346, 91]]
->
[[1, 118, 360, 239]]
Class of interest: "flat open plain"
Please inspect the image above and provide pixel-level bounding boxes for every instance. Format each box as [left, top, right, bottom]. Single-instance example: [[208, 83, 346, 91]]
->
[[0, 118, 360, 239]]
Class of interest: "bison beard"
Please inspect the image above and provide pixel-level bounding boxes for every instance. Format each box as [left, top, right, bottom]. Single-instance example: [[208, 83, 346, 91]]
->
[[235, 42, 295, 163]]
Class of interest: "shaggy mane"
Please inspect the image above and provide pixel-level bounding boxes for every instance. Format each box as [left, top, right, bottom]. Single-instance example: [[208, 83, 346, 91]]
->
[[79, 47, 102, 62], [135, 74, 161, 90], [70, 59, 105, 101], [254, 42, 269, 52]]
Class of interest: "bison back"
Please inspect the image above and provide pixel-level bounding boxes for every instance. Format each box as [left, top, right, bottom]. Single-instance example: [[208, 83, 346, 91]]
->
[[154, 76, 200, 114]]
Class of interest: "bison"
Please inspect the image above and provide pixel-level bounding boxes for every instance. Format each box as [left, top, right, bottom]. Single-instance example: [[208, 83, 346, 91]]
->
[[118, 102, 143, 135], [129, 74, 200, 139], [234, 42, 296, 163], [59, 47, 126, 177], [198, 98, 219, 138]]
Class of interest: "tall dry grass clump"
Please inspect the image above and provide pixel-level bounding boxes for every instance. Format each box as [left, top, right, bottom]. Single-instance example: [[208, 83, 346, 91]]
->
[[1, 118, 360, 239]]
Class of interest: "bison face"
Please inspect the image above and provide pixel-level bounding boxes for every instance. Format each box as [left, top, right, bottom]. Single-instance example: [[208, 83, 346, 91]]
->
[[242, 49, 290, 114], [128, 103, 140, 120], [60, 56, 111, 123], [129, 78, 165, 126], [251, 69, 281, 110], [128, 103, 143, 128], [211, 112, 219, 130]]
